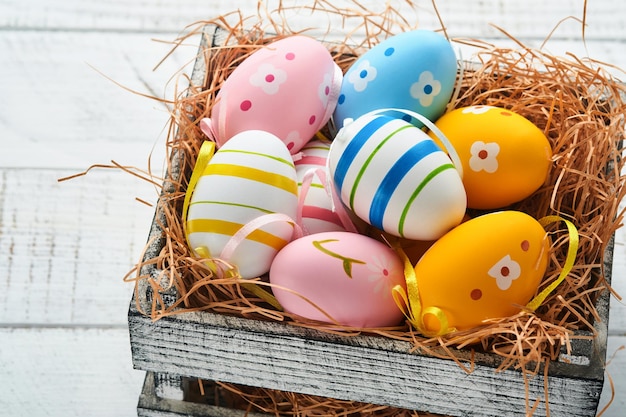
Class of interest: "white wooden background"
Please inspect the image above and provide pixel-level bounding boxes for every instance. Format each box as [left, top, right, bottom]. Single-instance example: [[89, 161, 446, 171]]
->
[[0, 1, 624, 416]]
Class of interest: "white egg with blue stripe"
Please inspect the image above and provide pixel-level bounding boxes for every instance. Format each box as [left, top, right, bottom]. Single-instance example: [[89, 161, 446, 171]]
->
[[328, 112, 467, 241]]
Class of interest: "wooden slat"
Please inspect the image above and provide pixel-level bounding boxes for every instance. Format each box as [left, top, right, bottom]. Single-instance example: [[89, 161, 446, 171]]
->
[[128, 299, 609, 417], [0, 0, 257, 32], [1, 0, 623, 42], [0, 30, 197, 171], [0, 327, 145, 417], [0, 168, 155, 325], [598, 336, 626, 414]]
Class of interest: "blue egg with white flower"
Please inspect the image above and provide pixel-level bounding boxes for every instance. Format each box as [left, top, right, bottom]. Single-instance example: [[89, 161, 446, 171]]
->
[[333, 29, 457, 129]]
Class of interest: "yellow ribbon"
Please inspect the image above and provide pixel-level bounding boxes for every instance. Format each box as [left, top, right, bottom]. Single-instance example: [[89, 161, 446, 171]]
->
[[183, 141, 283, 311], [392, 247, 455, 337], [182, 140, 216, 250], [526, 215, 579, 311]]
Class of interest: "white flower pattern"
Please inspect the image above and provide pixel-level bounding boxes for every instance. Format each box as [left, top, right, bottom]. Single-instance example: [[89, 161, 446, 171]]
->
[[318, 72, 333, 106], [348, 60, 377, 92], [469, 141, 500, 173], [488, 255, 521, 290], [409, 71, 442, 107], [249, 63, 287, 95], [366, 255, 398, 297], [462, 105, 493, 115]]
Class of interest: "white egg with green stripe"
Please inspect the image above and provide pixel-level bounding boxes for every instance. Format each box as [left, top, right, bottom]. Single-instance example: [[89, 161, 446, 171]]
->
[[186, 130, 298, 278], [328, 111, 467, 241]]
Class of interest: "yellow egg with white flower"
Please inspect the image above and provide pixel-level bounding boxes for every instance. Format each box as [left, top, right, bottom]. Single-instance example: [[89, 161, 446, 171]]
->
[[430, 105, 552, 209], [414, 210, 550, 333]]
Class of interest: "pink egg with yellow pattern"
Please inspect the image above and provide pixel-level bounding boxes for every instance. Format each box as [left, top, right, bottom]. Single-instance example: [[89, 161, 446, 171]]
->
[[200, 35, 342, 154], [269, 231, 406, 327]]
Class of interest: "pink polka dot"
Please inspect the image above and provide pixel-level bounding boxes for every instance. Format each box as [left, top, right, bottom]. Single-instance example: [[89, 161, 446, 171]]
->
[[324, 86, 330, 96], [240, 100, 252, 111], [285, 52, 295, 60], [265, 74, 275, 82], [286, 142, 295, 150], [521, 240, 530, 251], [308, 115, 316, 125]]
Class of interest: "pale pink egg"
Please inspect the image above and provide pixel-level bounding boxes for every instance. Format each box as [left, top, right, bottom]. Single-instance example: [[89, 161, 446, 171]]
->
[[269, 231, 407, 328]]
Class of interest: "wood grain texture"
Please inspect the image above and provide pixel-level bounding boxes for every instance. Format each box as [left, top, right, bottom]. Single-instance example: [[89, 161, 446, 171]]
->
[[128, 298, 608, 417], [0, 168, 155, 325], [1, 0, 623, 41], [137, 372, 270, 417], [0, 327, 145, 417], [0, 30, 197, 171]]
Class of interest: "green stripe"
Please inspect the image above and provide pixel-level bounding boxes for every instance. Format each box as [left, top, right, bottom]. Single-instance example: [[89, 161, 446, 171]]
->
[[297, 182, 325, 189], [189, 200, 273, 214], [398, 163, 456, 238], [217, 149, 295, 168], [349, 124, 412, 209]]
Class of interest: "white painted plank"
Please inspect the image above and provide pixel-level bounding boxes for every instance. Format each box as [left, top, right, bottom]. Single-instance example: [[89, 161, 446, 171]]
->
[[0, 0, 624, 43], [609, 223, 626, 333], [0, 327, 145, 417], [598, 336, 626, 416], [0, 30, 200, 171], [0, 0, 259, 32], [0, 168, 156, 325]]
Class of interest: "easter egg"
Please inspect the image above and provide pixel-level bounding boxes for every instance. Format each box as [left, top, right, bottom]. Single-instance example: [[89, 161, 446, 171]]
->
[[186, 130, 298, 278], [414, 210, 550, 333], [295, 139, 345, 234], [269, 231, 406, 327], [333, 29, 457, 129], [328, 112, 467, 241], [430, 105, 552, 209], [200, 35, 342, 154]]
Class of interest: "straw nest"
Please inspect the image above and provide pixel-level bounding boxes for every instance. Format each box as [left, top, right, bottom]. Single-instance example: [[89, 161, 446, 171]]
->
[[121, 1, 625, 415]]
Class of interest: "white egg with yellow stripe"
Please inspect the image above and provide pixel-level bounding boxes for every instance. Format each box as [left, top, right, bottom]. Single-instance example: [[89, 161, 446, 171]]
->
[[328, 112, 467, 241], [186, 130, 299, 278]]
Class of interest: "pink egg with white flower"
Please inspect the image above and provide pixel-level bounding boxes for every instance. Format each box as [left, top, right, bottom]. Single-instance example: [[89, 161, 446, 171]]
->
[[269, 231, 407, 328], [200, 35, 342, 154]]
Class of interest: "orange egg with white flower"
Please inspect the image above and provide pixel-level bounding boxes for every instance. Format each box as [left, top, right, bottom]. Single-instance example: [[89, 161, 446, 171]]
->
[[430, 105, 552, 209], [413, 210, 550, 333]]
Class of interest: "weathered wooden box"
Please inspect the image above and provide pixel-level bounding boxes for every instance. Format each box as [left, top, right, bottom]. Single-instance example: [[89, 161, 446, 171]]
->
[[128, 24, 616, 417]]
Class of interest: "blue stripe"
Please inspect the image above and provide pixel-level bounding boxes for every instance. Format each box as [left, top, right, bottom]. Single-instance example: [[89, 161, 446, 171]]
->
[[333, 116, 390, 192], [369, 139, 442, 230]]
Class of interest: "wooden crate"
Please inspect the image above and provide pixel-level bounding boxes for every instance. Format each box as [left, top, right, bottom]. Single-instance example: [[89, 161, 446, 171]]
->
[[128, 24, 613, 417], [136, 372, 443, 417], [137, 372, 272, 417]]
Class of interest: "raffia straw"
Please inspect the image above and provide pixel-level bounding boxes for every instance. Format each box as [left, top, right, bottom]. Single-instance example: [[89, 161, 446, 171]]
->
[[117, 1, 626, 415], [211, 379, 439, 417]]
